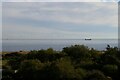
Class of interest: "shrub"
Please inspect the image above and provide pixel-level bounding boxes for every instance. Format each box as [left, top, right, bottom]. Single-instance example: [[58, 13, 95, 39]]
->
[[85, 70, 108, 80], [63, 45, 90, 61]]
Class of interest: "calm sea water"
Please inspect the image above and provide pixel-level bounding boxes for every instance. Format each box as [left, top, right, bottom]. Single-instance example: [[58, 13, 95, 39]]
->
[[2, 39, 118, 51]]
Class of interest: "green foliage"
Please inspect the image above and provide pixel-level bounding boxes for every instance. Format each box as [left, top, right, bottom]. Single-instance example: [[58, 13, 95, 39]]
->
[[19, 60, 44, 71], [89, 48, 101, 59], [2, 64, 14, 80], [3, 52, 24, 70], [55, 58, 75, 79], [2, 69, 14, 80], [2, 52, 22, 60], [63, 45, 90, 61], [75, 68, 87, 80], [101, 55, 120, 65], [85, 70, 108, 80], [78, 60, 95, 70], [26, 49, 65, 62], [102, 64, 118, 77], [2, 45, 120, 80], [105, 45, 118, 56], [16, 60, 45, 80]]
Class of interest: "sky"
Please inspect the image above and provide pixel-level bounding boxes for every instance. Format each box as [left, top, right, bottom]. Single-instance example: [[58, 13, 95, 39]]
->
[[1, 0, 120, 2], [2, 1, 119, 39]]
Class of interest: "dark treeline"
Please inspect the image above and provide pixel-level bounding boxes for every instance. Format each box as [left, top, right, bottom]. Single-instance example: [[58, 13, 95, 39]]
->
[[2, 45, 120, 80]]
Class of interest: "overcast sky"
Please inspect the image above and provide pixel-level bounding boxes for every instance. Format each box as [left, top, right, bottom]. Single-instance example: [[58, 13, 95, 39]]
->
[[2, 2, 118, 39], [1, 0, 120, 2]]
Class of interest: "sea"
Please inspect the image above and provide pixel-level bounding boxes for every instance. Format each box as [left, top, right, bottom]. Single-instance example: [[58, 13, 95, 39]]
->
[[1, 39, 118, 51]]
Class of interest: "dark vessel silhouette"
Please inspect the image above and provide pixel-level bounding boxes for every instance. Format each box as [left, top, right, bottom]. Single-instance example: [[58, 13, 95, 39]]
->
[[85, 38, 92, 40]]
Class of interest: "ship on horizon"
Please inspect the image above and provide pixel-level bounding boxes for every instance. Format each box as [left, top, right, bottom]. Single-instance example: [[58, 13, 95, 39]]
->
[[85, 38, 92, 40]]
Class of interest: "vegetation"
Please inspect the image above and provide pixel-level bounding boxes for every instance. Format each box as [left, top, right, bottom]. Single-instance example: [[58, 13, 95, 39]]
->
[[2, 45, 120, 80]]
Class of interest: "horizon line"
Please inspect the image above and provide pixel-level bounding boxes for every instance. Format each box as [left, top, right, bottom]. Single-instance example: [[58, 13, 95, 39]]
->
[[2, 38, 118, 40]]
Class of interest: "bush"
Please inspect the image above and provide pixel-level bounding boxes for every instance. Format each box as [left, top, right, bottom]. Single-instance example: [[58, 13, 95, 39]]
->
[[16, 60, 44, 80], [85, 70, 108, 80], [2, 45, 120, 80], [75, 68, 87, 80], [63, 45, 90, 61], [102, 64, 118, 79], [26, 49, 65, 62]]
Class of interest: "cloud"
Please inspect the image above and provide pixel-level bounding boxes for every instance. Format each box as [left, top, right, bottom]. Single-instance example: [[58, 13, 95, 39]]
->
[[102, 0, 119, 2], [0, 2, 2, 40], [2, 0, 102, 2], [2, 0, 120, 2], [3, 23, 117, 39], [2, 2, 118, 39], [3, 2, 118, 27]]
